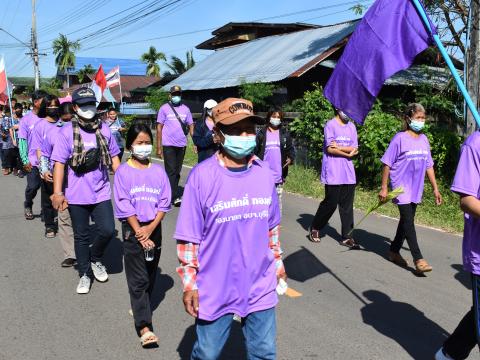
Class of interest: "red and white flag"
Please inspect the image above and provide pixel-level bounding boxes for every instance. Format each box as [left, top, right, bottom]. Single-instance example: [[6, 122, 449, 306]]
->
[[105, 66, 120, 88], [90, 64, 107, 103], [0, 57, 7, 94]]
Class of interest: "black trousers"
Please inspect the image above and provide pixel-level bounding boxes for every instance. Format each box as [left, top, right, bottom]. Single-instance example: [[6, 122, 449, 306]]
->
[[2, 148, 16, 169], [40, 179, 57, 231], [122, 221, 162, 335], [24, 167, 41, 209], [163, 146, 185, 201], [443, 274, 480, 359], [311, 184, 355, 239], [390, 203, 423, 261]]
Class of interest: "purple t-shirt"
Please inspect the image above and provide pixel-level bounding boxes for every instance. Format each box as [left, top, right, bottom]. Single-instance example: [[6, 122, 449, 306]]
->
[[174, 155, 281, 321], [157, 103, 193, 147], [451, 132, 480, 275], [381, 131, 434, 204], [18, 111, 41, 166], [33, 119, 58, 165], [51, 122, 120, 205], [40, 122, 65, 171], [321, 118, 358, 185], [264, 129, 283, 184], [114, 162, 171, 222]]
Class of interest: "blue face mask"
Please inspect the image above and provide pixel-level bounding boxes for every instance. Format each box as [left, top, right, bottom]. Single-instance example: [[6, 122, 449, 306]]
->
[[221, 131, 256, 159], [409, 119, 425, 132], [171, 96, 181, 105]]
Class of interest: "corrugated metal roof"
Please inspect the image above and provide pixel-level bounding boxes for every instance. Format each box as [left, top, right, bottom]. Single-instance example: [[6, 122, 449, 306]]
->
[[121, 103, 156, 115], [71, 57, 147, 76], [165, 21, 358, 91]]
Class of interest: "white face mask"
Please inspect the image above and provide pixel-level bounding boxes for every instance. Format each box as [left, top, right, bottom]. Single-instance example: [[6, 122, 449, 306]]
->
[[270, 117, 281, 127], [76, 104, 97, 120], [132, 144, 152, 160], [207, 109, 213, 117]]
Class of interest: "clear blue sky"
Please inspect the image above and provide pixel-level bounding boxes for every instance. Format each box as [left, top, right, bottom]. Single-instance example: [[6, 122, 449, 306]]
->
[[0, 0, 373, 78]]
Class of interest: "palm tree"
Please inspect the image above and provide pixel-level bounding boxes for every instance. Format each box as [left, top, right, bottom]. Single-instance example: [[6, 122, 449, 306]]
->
[[77, 64, 95, 83], [141, 46, 166, 77], [52, 34, 80, 88], [165, 50, 196, 76]]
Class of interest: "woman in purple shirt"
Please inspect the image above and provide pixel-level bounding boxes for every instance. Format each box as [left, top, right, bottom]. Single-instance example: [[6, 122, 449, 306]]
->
[[379, 103, 442, 274], [114, 123, 171, 348], [308, 107, 360, 248]]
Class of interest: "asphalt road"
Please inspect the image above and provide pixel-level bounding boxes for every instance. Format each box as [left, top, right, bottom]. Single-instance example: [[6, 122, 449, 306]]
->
[[0, 165, 475, 360]]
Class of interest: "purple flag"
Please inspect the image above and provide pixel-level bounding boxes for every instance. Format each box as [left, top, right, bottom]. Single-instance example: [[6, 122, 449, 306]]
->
[[324, 0, 436, 124]]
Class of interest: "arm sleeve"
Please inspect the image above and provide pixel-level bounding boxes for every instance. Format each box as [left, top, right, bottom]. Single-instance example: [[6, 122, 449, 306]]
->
[[176, 241, 199, 292], [39, 156, 49, 175], [269, 225, 285, 276], [113, 169, 136, 219], [19, 138, 29, 165]]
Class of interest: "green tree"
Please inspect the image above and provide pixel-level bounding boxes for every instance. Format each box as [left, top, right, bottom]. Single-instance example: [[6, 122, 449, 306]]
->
[[164, 50, 196, 76], [238, 80, 275, 110], [145, 87, 169, 112], [141, 46, 166, 77], [77, 64, 95, 83], [52, 34, 80, 88]]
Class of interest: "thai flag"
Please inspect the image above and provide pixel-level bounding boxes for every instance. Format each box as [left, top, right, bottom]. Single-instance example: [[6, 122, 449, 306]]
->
[[106, 66, 120, 88], [0, 57, 7, 95], [90, 64, 107, 104]]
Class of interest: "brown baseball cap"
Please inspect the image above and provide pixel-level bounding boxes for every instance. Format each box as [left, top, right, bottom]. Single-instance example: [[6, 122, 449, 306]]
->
[[169, 85, 182, 94], [212, 98, 264, 126]]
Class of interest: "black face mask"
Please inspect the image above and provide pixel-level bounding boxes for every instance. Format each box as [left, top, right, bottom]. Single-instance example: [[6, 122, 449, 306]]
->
[[46, 108, 60, 119], [15, 111, 22, 117]]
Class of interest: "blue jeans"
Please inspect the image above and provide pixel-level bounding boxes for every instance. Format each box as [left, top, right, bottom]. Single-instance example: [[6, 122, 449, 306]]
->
[[68, 200, 115, 277], [191, 307, 276, 360]]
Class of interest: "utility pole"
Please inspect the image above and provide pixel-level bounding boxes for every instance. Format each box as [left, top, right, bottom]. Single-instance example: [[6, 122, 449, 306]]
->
[[466, 0, 480, 135], [31, 0, 40, 90]]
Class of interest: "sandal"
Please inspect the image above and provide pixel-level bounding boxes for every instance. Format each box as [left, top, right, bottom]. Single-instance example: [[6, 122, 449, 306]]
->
[[140, 331, 158, 348], [24, 208, 34, 220], [340, 238, 360, 249], [415, 259, 433, 273], [45, 229, 56, 238], [308, 227, 321, 243]]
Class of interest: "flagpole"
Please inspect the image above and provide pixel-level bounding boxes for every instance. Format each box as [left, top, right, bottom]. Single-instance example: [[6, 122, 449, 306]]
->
[[411, 0, 480, 129], [2, 55, 15, 141]]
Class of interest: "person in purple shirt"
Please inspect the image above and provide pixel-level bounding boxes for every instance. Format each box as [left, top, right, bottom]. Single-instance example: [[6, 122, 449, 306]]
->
[[51, 87, 121, 295], [175, 98, 286, 360], [155, 85, 194, 207], [33, 94, 62, 239], [379, 103, 442, 274], [435, 131, 480, 360], [308, 107, 360, 248], [114, 123, 171, 348], [255, 109, 295, 212], [18, 90, 47, 220]]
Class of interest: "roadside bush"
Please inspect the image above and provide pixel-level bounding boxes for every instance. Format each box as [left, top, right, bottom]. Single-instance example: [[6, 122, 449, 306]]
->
[[238, 80, 276, 111], [145, 87, 169, 112]]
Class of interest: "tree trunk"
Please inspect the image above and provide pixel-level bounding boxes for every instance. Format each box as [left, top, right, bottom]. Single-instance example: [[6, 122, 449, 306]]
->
[[466, 0, 480, 135]]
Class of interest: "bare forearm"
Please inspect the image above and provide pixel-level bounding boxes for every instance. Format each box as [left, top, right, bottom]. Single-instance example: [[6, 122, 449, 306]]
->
[[381, 165, 390, 190], [460, 196, 480, 218], [156, 124, 163, 149], [127, 215, 142, 233], [111, 156, 120, 172], [53, 162, 65, 193], [426, 167, 439, 192], [327, 147, 351, 158], [189, 124, 194, 137], [338, 146, 356, 153]]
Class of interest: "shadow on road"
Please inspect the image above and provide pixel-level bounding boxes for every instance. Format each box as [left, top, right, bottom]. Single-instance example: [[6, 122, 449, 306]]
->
[[361, 290, 449, 359], [151, 268, 174, 312], [284, 246, 329, 282], [177, 322, 246, 360], [452, 264, 471, 289]]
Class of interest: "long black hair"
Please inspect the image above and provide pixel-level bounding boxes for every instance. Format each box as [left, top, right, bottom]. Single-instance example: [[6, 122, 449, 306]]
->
[[125, 122, 153, 150]]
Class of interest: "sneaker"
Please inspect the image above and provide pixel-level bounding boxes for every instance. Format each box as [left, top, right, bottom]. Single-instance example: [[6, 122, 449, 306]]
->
[[435, 348, 453, 360], [91, 261, 109, 282], [61, 258, 77, 268], [76, 275, 91, 294], [173, 197, 182, 206], [45, 228, 56, 238]]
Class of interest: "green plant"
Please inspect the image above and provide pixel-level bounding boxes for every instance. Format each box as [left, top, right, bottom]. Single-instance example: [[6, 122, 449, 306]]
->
[[77, 64, 95, 83], [288, 83, 334, 164], [238, 80, 276, 110], [145, 87, 169, 112], [141, 46, 166, 77]]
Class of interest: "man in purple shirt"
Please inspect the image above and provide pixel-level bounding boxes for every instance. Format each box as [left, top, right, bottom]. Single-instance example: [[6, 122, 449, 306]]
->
[[436, 131, 480, 360], [175, 98, 285, 359], [18, 90, 47, 220], [156, 85, 194, 207]]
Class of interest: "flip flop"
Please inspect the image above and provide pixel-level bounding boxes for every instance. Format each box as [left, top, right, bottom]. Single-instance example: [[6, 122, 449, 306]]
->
[[308, 227, 321, 243], [140, 331, 158, 348], [340, 238, 360, 249]]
